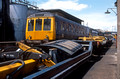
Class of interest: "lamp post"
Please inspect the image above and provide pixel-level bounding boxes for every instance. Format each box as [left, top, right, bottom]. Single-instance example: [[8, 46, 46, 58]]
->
[[105, 1, 120, 79], [105, 8, 117, 16], [105, 8, 117, 15], [109, 0, 120, 79], [105, 10, 111, 14]]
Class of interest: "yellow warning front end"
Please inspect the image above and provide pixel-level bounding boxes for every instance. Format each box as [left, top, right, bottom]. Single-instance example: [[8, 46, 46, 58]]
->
[[26, 16, 56, 40]]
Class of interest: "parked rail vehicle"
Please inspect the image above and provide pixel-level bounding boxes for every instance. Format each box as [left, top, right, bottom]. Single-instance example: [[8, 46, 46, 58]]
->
[[0, 9, 111, 78], [0, 40, 93, 79], [89, 28, 99, 36], [26, 10, 89, 41]]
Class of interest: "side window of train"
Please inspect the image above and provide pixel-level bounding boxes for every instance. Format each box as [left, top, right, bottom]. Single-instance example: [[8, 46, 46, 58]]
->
[[71, 24, 73, 32], [77, 26, 78, 33], [81, 28, 83, 34], [28, 19, 34, 31], [74, 25, 76, 32], [55, 22, 57, 30], [81, 27, 83, 34], [35, 19, 42, 31], [63, 23, 66, 31], [68, 24, 71, 32], [56, 21, 59, 31], [64, 23, 67, 31], [66, 23, 69, 31], [73, 25, 75, 32], [60, 22, 63, 31], [83, 29, 85, 35], [75, 26, 77, 33], [44, 19, 51, 30], [82, 28, 84, 34], [78, 27, 79, 33], [79, 26, 81, 33]]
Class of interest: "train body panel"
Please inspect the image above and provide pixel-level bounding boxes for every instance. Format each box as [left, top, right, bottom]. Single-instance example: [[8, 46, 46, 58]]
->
[[89, 28, 99, 36], [0, 8, 112, 79], [55, 15, 88, 40], [26, 16, 56, 40], [26, 12, 89, 41]]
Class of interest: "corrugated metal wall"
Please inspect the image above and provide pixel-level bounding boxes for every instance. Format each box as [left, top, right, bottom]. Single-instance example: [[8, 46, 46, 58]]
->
[[10, 4, 28, 41]]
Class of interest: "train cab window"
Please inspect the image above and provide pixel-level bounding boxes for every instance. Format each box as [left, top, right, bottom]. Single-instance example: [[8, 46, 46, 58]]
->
[[35, 19, 42, 31], [28, 20, 34, 31], [44, 19, 51, 30]]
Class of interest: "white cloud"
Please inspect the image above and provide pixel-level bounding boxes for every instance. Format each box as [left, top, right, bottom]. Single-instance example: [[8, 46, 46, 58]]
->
[[78, 13, 117, 31], [38, 0, 88, 11]]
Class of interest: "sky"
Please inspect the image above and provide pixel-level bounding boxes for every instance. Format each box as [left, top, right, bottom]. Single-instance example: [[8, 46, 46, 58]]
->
[[29, 0, 117, 31]]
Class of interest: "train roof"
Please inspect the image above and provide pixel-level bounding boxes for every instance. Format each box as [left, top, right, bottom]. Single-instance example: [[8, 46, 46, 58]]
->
[[28, 9, 84, 24], [41, 9, 84, 24], [28, 12, 55, 18]]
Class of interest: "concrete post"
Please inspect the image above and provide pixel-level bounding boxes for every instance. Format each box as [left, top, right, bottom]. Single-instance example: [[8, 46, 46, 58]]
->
[[117, 0, 120, 79]]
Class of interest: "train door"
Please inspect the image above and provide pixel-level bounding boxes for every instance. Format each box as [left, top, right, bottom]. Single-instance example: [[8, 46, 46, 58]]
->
[[42, 17, 56, 40], [26, 19, 35, 40], [33, 17, 55, 40], [34, 18, 43, 40], [43, 18, 52, 40]]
